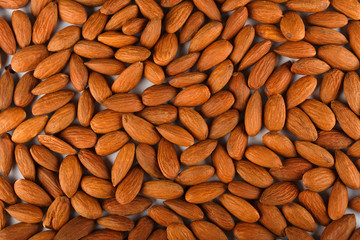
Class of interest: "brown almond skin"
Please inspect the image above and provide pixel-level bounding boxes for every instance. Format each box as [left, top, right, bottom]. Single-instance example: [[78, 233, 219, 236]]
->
[[260, 182, 299, 205], [350, 197, 360, 212], [58, 0, 87, 25], [32, 2, 58, 45], [286, 226, 315, 240], [263, 132, 297, 158], [335, 150, 360, 189], [69, 54, 88, 92], [185, 182, 226, 204], [190, 221, 227, 240], [45, 103, 76, 135], [331, 100, 360, 140], [291, 57, 331, 75], [141, 180, 184, 200], [235, 160, 274, 188], [166, 51, 200, 75], [29, 230, 57, 240], [148, 229, 167, 240], [0, 0, 29, 9], [238, 39, 271, 71], [95, 131, 130, 156], [305, 26, 348, 45], [222, 7, 248, 40], [248, 52, 277, 90], [167, 223, 196, 240], [102, 93, 144, 113], [81, 176, 115, 199], [43, 196, 71, 230], [0, 107, 26, 134], [320, 214, 356, 240], [234, 222, 275, 240], [227, 123, 248, 160], [115, 46, 150, 64], [78, 89, 94, 127], [74, 40, 114, 59], [82, 230, 124, 240], [244, 91, 262, 137], [173, 84, 211, 107], [128, 216, 154, 240], [207, 60, 233, 94], [144, 60, 165, 85], [219, 193, 260, 223], [209, 109, 239, 139], [11, 10, 31, 49], [122, 18, 147, 36], [306, 11, 348, 28], [71, 190, 103, 219], [320, 69, 344, 104], [344, 71, 360, 115], [316, 130, 353, 149], [282, 202, 316, 232], [302, 168, 337, 192], [122, 114, 160, 145], [14, 72, 38, 108], [265, 61, 292, 96], [212, 144, 235, 183], [88, 72, 112, 103], [54, 216, 95, 240], [12, 116, 48, 143], [201, 202, 235, 231], [255, 24, 287, 42], [228, 181, 261, 200], [32, 91, 74, 116], [286, 107, 318, 141], [110, 142, 134, 186], [331, 0, 360, 20], [348, 140, 360, 157], [280, 11, 305, 41], [0, 223, 41, 240], [90, 109, 122, 134], [164, 1, 193, 33], [0, 134, 13, 177], [328, 179, 348, 220], [164, 199, 204, 220], [245, 145, 282, 168], [59, 126, 97, 149], [230, 25, 255, 65], [78, 149, 110, 179], [103, 197, 152, 216], [85, 59, 125, 76], [300, 99, 336, 131], [264, 94, 286, 132], [274, 41, 316, 58], [136, 144, 164, 179], [47, 25, 81, 52], [270, 158, 312, 181], [295, 141, 334, 167], [201, 91, 235, 118], [0, 175, 17, 204], [59, 155, 82, 198], [0, 70, 14, 111], [348, 21, 360, 60], [193, 0, 221, 21], [156, 124, 194, 147], [140, 17, 162, 49], [97, 215, 134, 231], [32, 73, 70, 96], [318, 45, 360, 71], [0, 17, 16, 55], [179, 107, 208, 141], [37, 167, 64, 199], [14, 179, 52, 207], [255, 201, 287, 237], [286, 76, 317, 109], [105, 5, 139, 31], [197, 40, 233, 72], [34, 49, 72, 79], [157, 138, 180, 179], [82, 10, 108, 41], [142, 84, 177, 106], [229, 72, 250, 111], [221, 0, 250, 12], [98, 31, 138, 48], [148, 205, 183, 227], [247, 0, 283, 24], [180, 140, 217, 166], [298, 190, 331, 226], [14, 144, 36, 181], [286, 0, 330, 12], [179, 11, 205, 44], [153, 33, 178, 66], [140, 104, 178, 125], [100, 0, 130, 15]]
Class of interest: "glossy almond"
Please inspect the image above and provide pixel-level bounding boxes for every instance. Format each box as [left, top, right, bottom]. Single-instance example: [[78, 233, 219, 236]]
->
[[102, 93, 144, 113], [173, 84, 211, 107], [302, 168, 337, 192], [122, 114, 160, 145], [255, 201, 287, 237], [263, 132, 297, 158], [274, 41, 316, 58], [140, 104, 177, 125], [344, 71, 360, 115], [238, 39, 271, 71], [11, 10, 31, 48], [320, 214, 356, 240], [84, 59, 125, 75], [105, 5, 139, 30], [316, 130, 353, 149], [59, 155, 82, 198], [153, 33, 178, 66], [14, 179, 52, 207], [235, 160, 273, 188], [45, 103, 76, 135], [320, 69, 344, 104], [331, 100, 360, 140], [247, 0, 283, 23], [193, 0, 221, 21], [234, 222, 275, 240], [306, 11, 348, 28], [282, 202, 316, 232], [47, 25, 81, 52], [141, 180, 184, 200], [201, 90, 234, 118], [0, 107, 26, 134], [179, 11, 205, 44], [298, 190, 330, 226], [185, 182, 226, 204], [335, 150, 360, 189], [32, 2, 58, 45], [260, 182, 299, 205], [0, 71, 14, 111], [14, 144, 36, 181], [0, 134, 13, 177], [0, 17, 16, 55], [14, 72, 38, 108], [291, 57, 331, 75], [38, 134, 76, 157], [102, 197, 152, 216], [245, 145, 282, 168], [32, 73, 70, 95], [197, 40, 233, 72], [331, 0, 360, 20], [32, 90, 74, 116], [157, 138, 180, 179], [12, 116, 48, 143], [286, 107, 318, 141], [255, 24, 287, 42]]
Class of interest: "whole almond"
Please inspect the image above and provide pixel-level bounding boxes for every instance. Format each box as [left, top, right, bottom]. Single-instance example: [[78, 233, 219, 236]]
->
[[221, 0, 250, 12], [88, 72, 112, 103], [178, 107, 208, 140], [222, 7, 248, 40], [6, 203, 43, 223], [185, 182, 226, 204], [90, 109, 122, 134], [71, 190, 102, 219], [193, 0, 221, 21], [37, 167, 64, 199], [140, 17, 162, 49], [153, 33, 178, 66], [156, 124, 194, 147], [282, 202, 316, 232], [0, 107, 26, 134], [14, 179, 52, 207], [255, 24, 287, 42], [306, 11, 348, 28], [102, 93, 144, 113], [180, 140, 217, 166], [320, 214, 356, 240], [179, 11, 205, 44], [201, 202, 235, 231], [95, 131, 130, 156], [30, 144, 59, 172], [32, 2, 58, 45], [264, 94, 286, 131], [0, 176, 17, 204], [248, 52, 277, 90], [247, 0, 283, 23], [316, 130, 353, 149], [262, 132, 297, 158], [280, 11, 305, 41], [298, 190, 330, 226], [59, 155, 82, 198], [269, 158, 312, 181], [260, 182, 299, 205], [164, 199, 204, 220], [0, 223, 41, 240], [167, 224, 196, 240], [344, 72, 360, 115], [201, 90, 235, 118], [265, 61, 292, 96], [32, 73, 70, 95], [111, 142, 135, 186], [300, 99, 336, 131], [0, 70, 14, 110], [14, 144, 36, 181], [197, 40, 233, 71], [142, 84, 177, 106], [157, 138, 180, 179], [235, 160, 274, 188], [348, 21, 360, 59], [148, 205, 183, 227], [128, 216, 154, 240], [141, 180, 183, 200], [122, 18, 147, 35], [140, 104, 177, 125], [34, 49, 72, 79], [227, 123, 248, 160], [331, 100, 360, 140], [286, 76, 317, 109], [228, 181, 261, 200], [228, 72, 250, 111], [219, 193, 259, 222], [78, 149, 110, 179], [335, 150, 360, 189], [238, 39, 272, 71], [173, 84, 211, 107], [165, 1, 193, 33], [255, 201, 287, 237], [234, 222, 275, 240], [212, 144, 235, 183], [12, 116, 48, 143], [82, 10, 108, 40], [69, 54, 88, 92], [190, 221, 227, 240], [78, 89, 94, 127], [245, 145, 282, 168], [230, 25, 255, 65], [102, 196, 152, 216], [136, 144, 164, 179], [305, 26, 348, 45], [135, 0, 163, 19], [45, 103, 76, 135], [85, 59, 125, 75], [318, 45, 360, 71], [74, 40, 114, 59], [286, 107, 318, 141], [115, 46, 150, 63], [58, 0, 87, 25], [295, 141, 334, 167], [116, 166, 144, 204], [328, 179, 348, 220], [47, 25, 81, 52], [0, 0, 29, 9], [348, 140, 360, 157], [209, 109, 239, 139], [274, 41, 316, 58], [32, 90, 74, 116], [0, 134, 13, 176], [40, 134, 74, 155], [100, 0, 131, 15], [302, 167, 337, 192], [331, 0, 360, 20], [320, 69, 344, 104], [54, 216, 95, 240], [14, 72, 38, 108], [11, 10, 31, 48], [291, 57, 331, 75], [286, 0, 329, 12], [0, 17, 16, 55], [59, 126, 97, 149], [98, 31, 138, 48], [43, 196, 70, 230], [166, 52, 200, 76]]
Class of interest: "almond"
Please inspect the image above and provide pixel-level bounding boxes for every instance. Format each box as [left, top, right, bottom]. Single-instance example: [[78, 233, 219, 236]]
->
[[291, 57, 331, 75], [164, 199, 204, 220], [295, 141, 334, 167], [47, 25, 81, 52], [88, 72, 112, 103], [300, 100, 335, 131], [0, 17, 16, 55], [227, 123, 248, 160], [0, 133, 13, 177], [298, 190, 330, 226], [302, 167, 337, 192], [331, 0, 360, 20], [265, 61, 292, 96], [43, 196, 71, 230], [286, 0, 330, 12], [190, 221, 227, 240], [165, 1, 193, 33], [0, 107, 26, 134], [316, 130, 353, 149], [153, 33, 178, 66], [264, 94, 286, 131], [116, 166, 144, 204], [201, 202, 235, 231], [320, 214, 356, 240], [34, 49, 72, 79], [128, 216, 154, 240], [100, 0, 131, 15], [260, 182, 299, 205], [201, 90, 235, 118], [255, 201, 287, 237], [173, 84, 211, 107], [32, 2, 58, 45], [14, 179, 52, 207], [274, 41, 316, 58], [335, 150, 360, 189], [13, 72, 38, 108], [185, 182, 226, 203], [228, 181, 261, 200], [263, 132, 297, 158], [197, 40, 233, 71], [78, 89, 94, 127], [286, 76, 317, 109], [135, 0, 163, 19], [157, 138, 180, 179], [156, 124, 194, 147], [81, 176, 115, 199], [0, 0, 29, 9], [0, 223, 41, 240], [331, 100, 360, 140], [6, 203, 43, 224], [136, 144, 164, 179], [180, 140, 217, 166], [102, 93, 144, 113], [144, 60, 165, 85], [167, 224, 196, 240], [219, 193, 259, 222], [248, 52, 277, 90], [221, 0, 250, 12], [348, 140, 360, 157], [247, 0, 283, 23], [245, 145, 282, 168], [166, 52, 200, 76], [105, 5, 139, 30], [140, 17, 162, 49], [122, 18, 147, 35], [255, 24, 287, 42], [58, 0, 87, 25], [328, 179, 348, 220], [32, 73, 70, 95], [69, 54, 88, 92], [54, 216, 95, 240], [111, 142, 134, 186], [229, 72, 251, 111], [234, 223, 275, 240], [270, 158, 312, 181], [307, 11, 348, 28], [11, 10, 31, 48], [319, 69, 344, 104], [74, 40, 114, 59], [115, 46, 150, 63], [230, 25, 255, 65], [98, 31, 138, 48], [45, 102, 76, 135], [348, 21, 360, 59], [141, 84, 177, 106], [32, 90, 74, 116], [141, 180, 183, 200], [12, 116, 48, 143], [78, 149, 110, 179], [282, 202, 316, 232], [344, 72, 360, 115], [39, 134, 76, 155], [71, 190, 102, 219], [193, 0, 221, 21], [59, 155, 82, 198], [212, 144, 235, 183], [235, 160, 274, 188], [178, 107, 208, 140], [85, 59, 125, 75], [280, 11, 305, 41], [102, 197, 152, 216], [286, 107, 318, 141], [179, 11, 205, 44], [139, 104, 178, 125], [59, 126, 97, 149], [318, 45, 360, 71], [90, 109, 122, 134], [209, 109, 239, 139], [238, 39, 271, 71], [305, 26, 348, 45], [82, 10, 107, 40], [14, 144, 36, 181], [37, 167, 64, 199], [0, 175, 17, 204], [222, 7, 248, 40], [0, 70, 14, 110]]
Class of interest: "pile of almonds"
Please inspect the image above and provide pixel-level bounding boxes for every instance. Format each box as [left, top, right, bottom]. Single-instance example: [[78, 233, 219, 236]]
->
[[1, 0, 360, 239]]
